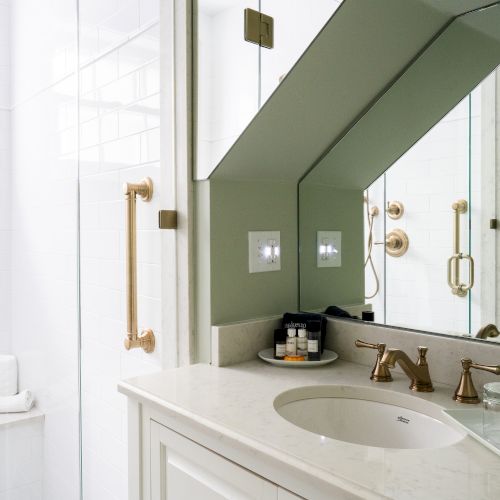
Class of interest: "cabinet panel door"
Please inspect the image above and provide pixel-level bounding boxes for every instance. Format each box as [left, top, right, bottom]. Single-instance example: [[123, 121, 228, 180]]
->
[[150, 421, 277, 500]]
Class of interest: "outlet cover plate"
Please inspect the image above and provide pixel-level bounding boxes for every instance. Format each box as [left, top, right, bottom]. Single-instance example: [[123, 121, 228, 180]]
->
[[317, 231, 341, 268], [248, 231, 281, 273]]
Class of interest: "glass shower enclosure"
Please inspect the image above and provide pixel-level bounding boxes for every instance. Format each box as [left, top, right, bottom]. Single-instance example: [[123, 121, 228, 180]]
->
[[1, 1, 164, 499], [364, 69, 497, 337]]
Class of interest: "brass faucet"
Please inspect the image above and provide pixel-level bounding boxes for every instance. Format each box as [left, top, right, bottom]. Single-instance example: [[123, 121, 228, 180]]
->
[[380, 347, 434, 392], [476, 324, 500, 339], [453, 358, 500, 403], [354, 339, 392, 382]]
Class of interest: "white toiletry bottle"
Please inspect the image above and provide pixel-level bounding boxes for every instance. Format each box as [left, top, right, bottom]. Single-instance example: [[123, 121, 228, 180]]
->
[[297, 328, 308, 358], [286, 328, 297, 356]]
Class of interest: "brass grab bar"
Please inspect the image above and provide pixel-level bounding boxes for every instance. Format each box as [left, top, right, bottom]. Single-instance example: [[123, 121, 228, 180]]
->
[[447, 199, 474, 297], [123, 177, 155, 353]]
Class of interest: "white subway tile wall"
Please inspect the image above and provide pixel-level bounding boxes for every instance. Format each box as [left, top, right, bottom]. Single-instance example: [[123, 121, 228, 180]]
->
[[3, 0, 162, 499], [9, 0, 79, 496], [78, 1, 162, 498], [0, 419, 44, 499]]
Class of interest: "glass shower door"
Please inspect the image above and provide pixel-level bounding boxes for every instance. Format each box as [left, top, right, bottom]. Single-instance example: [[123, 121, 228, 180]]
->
[[365, 72, 497, 338], [383, 93, 473, 335]]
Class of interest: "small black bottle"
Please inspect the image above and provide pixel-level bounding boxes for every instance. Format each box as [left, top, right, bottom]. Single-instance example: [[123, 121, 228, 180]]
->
[[274, 329, 287, 360], [307, 320, 321, 361]]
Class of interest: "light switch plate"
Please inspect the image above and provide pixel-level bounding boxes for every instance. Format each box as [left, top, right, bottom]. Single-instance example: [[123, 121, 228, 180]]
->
[[317, 231, 341, 268], [248, 231, 281, 273]]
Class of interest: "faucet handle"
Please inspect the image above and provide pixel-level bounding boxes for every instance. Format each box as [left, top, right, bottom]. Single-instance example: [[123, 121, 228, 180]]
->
[[355, 339, 392, 382], [417, 346, 429, 364], [453, 358, 500, 404]]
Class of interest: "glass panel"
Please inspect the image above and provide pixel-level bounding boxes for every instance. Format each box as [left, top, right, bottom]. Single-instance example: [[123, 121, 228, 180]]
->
[[196, 0, 260, 179], [378, 95, 471, 334], [2, 0, 80, 498], [78, 1, 164, 498]]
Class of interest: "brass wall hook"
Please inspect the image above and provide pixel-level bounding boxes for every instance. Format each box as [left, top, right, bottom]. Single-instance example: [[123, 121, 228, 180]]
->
[[386, 200, 404, 219], [453, 358, 500, 404], [355, 340, 393, 382]]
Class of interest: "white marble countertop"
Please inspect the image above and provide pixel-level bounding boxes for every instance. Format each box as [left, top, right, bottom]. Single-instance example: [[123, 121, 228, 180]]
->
[[118, 359, 500, 500]]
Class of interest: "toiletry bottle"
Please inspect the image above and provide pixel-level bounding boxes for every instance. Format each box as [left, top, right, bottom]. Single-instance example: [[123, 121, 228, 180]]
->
[[362, 310, 375, 322], [286, 328, 297, 356], [307, 321, 321, 361], [274, 329, 286, 360], [297, 328, 308, 358]]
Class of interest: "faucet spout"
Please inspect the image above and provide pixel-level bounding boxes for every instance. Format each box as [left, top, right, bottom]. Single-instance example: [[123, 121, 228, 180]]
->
[[381, 347, 434, 392]]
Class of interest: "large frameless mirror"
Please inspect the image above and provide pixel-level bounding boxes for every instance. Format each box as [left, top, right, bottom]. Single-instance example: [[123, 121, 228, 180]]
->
[[299, 3, 500, 342]]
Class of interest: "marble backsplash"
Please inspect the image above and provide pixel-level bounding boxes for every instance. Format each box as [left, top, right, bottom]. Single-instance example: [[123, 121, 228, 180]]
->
[[212, 315, 500, 390]]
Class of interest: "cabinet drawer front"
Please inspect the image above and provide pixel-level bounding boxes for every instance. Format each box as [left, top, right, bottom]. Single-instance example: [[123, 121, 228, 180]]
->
[[150, 421, 277, 500]]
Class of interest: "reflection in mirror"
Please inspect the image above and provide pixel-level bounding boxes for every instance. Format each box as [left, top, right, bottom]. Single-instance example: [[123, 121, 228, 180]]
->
[[364, 83, 488, 337], [195, 0, 342, 179], [299, 5, 500, 342]]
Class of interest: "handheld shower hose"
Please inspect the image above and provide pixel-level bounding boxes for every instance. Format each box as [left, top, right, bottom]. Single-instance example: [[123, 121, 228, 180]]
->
[[364, 193, 380, 299]]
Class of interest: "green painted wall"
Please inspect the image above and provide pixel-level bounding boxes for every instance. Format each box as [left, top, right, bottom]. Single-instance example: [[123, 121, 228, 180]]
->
[[299, 183, 364, 311], [209, 179, 298, 325]]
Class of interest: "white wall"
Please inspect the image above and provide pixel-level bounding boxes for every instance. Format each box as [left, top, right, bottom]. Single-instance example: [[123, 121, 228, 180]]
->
[[0, 418, 43, 498], [78, 1, 163, 498], [0, 0, 11, 354]]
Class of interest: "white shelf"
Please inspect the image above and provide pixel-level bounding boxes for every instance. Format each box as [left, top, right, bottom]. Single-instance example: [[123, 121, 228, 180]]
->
[[0, 407, 44, 427]]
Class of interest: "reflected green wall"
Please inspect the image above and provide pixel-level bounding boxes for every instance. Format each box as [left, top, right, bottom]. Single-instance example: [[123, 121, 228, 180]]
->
[[299, 183, 364, 311], [195, 179, 365, 362]]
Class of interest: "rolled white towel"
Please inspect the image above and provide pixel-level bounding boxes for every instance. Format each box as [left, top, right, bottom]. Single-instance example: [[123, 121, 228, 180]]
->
[[0, 354, 17, 396], [0, 390, 34, 413]]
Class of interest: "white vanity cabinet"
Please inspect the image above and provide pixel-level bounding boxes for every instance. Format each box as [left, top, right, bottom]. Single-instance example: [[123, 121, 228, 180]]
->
[[150, 421, 294, 499], [124, 392, 358, 500]]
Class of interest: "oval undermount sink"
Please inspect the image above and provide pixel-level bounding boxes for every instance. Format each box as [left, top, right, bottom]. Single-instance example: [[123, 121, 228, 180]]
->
[[274, 385, 465, 449]]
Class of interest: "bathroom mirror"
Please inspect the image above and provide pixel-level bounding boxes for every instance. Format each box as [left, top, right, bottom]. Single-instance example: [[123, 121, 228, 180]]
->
[[299, 3, 500, 341], [195, 0, 342, 179]]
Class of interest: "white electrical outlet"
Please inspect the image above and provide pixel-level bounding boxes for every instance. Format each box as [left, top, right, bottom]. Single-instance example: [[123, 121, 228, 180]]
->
[[317, 231, 341, 268], [248, 231, 281, 273]]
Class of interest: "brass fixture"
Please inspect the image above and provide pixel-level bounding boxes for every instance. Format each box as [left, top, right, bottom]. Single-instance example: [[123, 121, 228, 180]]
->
[[448, 199, 474, 297], [386, 200, 404, 220], [123, 177, 155, 353], [244, 8, 274, 49], [385, 229, 409, 257], [159, 210, 177, 229], [476, 324, 500, 339], [453, 358, 500, 404], [355, 340, 392, 382], [364, 192, 380, 299], [375, 229, 409, 257], [380, 347, 434, 392]]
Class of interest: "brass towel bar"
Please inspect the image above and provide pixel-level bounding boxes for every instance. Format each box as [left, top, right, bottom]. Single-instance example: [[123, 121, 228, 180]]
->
[[123, 177, 155, 353], [447, 199, 474, 297]]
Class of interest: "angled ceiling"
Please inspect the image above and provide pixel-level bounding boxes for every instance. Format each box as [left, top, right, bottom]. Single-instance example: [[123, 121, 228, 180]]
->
[[208, 0, 499, 184]]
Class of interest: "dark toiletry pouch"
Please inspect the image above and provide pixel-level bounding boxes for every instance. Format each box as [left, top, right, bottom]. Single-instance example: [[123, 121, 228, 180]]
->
[[281, 312, 327, 353], [324, 305, 353, 319]]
